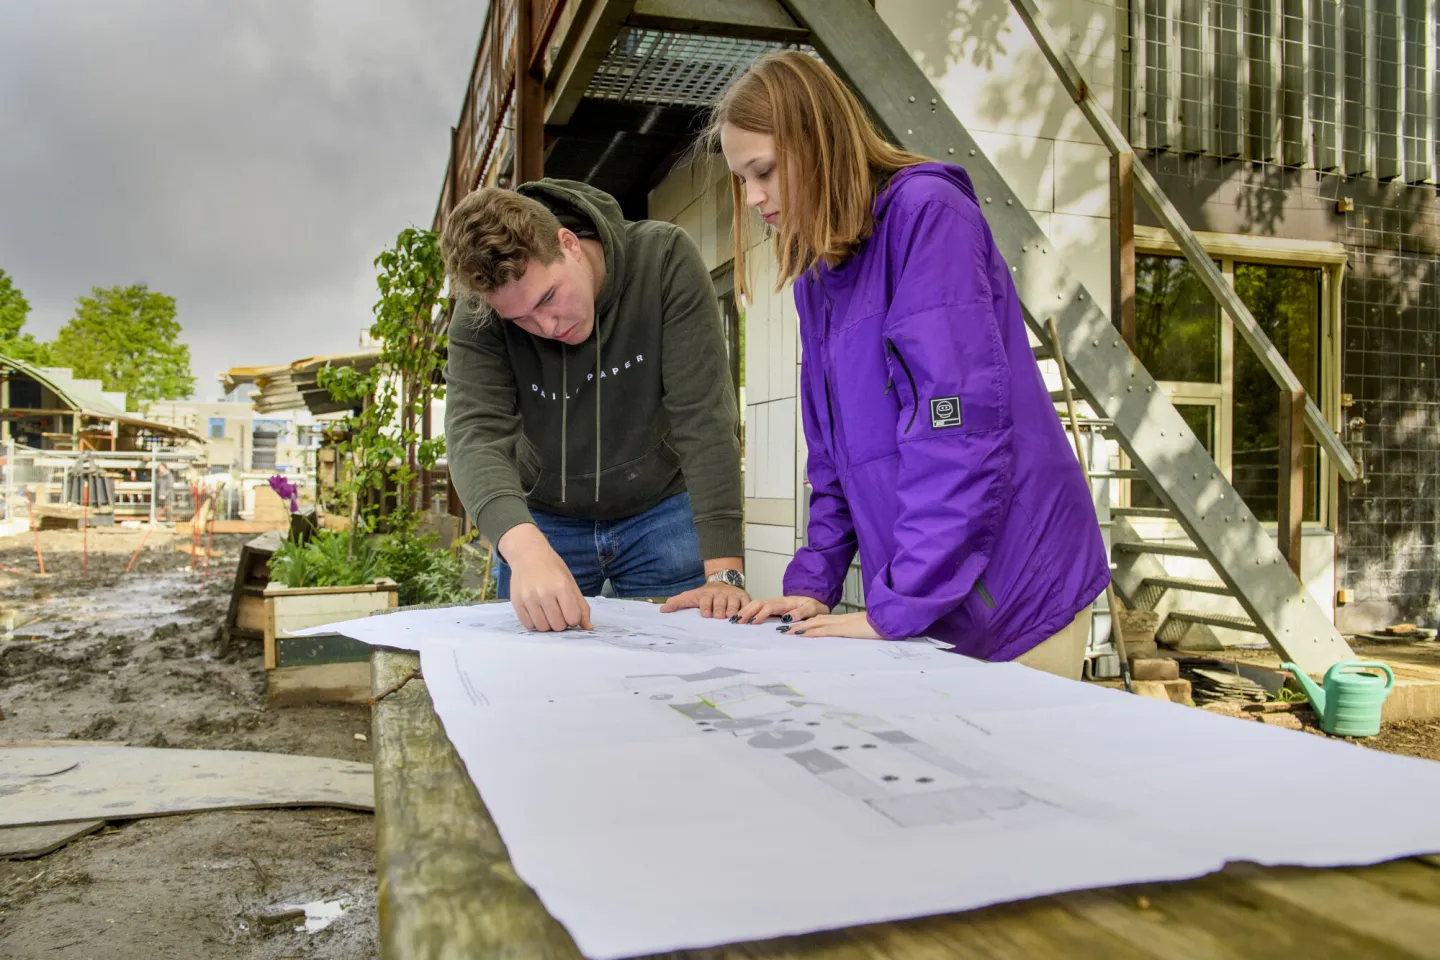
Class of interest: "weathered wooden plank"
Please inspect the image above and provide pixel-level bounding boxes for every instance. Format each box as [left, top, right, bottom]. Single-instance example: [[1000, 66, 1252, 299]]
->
[[372, 646, 1440, 960], [275, 633, 373, 667], [372, 650, 587, 959], [1228, 862, 1440, 956], [1090, 867, 1421, 958], [268, 662, 370, 706], [262, 580, 399, 599]]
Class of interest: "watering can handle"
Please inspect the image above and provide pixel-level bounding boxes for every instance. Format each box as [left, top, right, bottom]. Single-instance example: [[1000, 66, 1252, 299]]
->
[[1338, 661, 1395, 692]]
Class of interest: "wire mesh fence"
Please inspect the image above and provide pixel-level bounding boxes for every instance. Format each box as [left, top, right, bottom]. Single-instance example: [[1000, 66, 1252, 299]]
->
[[1131, 0, 1439, 184]]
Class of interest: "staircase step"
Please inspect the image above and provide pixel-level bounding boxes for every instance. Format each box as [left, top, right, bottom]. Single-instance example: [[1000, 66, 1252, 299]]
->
[[1140, 575, 1231, 596], [1091, 469, 1146, 481], [1032, 342, 1053, 360], [1113, 540, 1205, 560], [1166, 610, 1263, 634], [1111, 506, 1173, 519]]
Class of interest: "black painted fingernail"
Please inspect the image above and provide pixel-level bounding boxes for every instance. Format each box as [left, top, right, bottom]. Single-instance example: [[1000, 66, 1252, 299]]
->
[[781, 614, 793, 623], [777, 625, 790, 633], [729, 616, 740, 623], [793, 629, 806, 636]]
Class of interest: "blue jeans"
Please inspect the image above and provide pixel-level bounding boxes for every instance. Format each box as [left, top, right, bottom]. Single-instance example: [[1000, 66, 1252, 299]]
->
[[496, 492, 707, 599]]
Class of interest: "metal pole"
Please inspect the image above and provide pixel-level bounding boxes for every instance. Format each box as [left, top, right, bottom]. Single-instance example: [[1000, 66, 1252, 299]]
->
[[515, 0, 545, 184], [3, 438, 13, 523], [1277, 388, 1306, 578], [149, 447, 158, 527], [1109, 153, 1136, 348]]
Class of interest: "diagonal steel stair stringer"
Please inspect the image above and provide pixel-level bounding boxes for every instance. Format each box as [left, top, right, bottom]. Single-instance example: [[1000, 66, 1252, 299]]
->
[[781, 0, 1355, 676]]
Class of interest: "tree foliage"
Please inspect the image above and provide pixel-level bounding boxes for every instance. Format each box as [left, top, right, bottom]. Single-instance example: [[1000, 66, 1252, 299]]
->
[[319, 228, 449, 538], [0, 269, 51, 366], [49, 284, 195, 410]]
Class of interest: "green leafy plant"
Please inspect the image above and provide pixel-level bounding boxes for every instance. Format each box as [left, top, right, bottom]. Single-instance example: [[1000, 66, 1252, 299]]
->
[[267, 527, 484, 606], [268, 530, 383, 589], [286, 227, 480, 606], [318, 228, 448, 548], [377, 526, 480, 606]]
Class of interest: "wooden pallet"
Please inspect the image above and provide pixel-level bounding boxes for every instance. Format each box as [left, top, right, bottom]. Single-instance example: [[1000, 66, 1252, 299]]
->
[[264, 580, 397, 705], [223, 532, 284, 643]]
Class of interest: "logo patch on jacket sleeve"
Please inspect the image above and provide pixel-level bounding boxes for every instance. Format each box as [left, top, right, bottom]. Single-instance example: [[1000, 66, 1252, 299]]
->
[[930, 397, 963, 429]]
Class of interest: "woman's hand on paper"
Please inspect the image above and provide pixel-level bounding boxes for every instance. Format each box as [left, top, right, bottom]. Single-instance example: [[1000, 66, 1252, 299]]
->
[[731, 595, 829, 626], [778, 611, 882, 640]]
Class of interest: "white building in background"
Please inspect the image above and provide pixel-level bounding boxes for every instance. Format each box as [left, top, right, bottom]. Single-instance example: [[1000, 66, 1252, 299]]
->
[[144, 400, 328, 475]]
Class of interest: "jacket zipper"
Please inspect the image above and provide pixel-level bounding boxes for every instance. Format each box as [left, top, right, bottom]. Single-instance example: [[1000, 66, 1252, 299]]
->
[[885, 339, 919, 434], [819, 283, 844, 466], [976, 579, 996, 609]]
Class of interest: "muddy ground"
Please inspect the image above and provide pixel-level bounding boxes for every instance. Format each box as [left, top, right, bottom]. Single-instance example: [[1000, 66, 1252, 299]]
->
[[4, 531, 1440, 959], [0, 530, 376, 960]]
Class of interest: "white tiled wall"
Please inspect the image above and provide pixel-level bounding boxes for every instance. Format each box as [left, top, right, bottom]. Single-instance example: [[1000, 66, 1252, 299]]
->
[[650, 154, 799, 600], [877, 0, 1120, 323], [647, 0, 1124, 606]]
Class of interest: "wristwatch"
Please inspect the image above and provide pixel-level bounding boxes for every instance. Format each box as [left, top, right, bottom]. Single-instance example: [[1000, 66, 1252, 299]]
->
[[707, 569, 746, 590]]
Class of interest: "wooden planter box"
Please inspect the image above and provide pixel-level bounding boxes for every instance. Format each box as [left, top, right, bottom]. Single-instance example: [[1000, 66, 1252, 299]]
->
[[263, 578, 398, 706]]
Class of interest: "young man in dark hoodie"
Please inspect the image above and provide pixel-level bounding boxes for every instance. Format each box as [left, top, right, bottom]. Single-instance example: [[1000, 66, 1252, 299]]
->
[[441, 180, 748, 633]]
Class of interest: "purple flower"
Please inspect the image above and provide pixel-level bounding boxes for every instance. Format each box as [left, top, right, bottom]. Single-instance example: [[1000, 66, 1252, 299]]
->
[[268, 474, 300, 513]]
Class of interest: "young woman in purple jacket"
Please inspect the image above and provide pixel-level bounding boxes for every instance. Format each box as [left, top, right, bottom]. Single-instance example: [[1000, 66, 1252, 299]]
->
[[715, 52, 1110, 678]]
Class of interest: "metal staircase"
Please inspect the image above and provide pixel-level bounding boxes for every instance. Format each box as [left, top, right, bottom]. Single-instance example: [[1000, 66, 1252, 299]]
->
[[782, 0, 1358, 676]]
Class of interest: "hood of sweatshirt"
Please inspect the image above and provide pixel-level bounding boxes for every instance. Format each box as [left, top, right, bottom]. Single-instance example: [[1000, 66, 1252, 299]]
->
[[513, 178, 632, 504]]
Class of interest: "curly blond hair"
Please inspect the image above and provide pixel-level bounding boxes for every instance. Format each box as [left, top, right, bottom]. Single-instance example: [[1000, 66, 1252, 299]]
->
[[440, 187, 564, 296]]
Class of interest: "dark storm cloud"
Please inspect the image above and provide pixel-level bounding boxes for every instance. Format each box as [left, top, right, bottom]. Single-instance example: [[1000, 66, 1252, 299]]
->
[[0, 0, 486, 394]]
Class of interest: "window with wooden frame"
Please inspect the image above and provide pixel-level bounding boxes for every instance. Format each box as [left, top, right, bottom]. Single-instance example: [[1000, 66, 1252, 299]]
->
[[1129, 227, 1345, 529]]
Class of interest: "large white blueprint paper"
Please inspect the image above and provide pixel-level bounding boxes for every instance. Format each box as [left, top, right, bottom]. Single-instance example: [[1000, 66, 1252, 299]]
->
[[310, 598, 1440, 958]]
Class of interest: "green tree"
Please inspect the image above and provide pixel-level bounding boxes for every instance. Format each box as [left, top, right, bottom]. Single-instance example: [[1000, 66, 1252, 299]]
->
[[0, 269, 52, 366], [49, 284, 195, 410]]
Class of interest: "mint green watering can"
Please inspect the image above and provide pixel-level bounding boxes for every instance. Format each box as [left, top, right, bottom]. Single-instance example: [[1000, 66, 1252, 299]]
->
[[1279, 660, 1395, 737]]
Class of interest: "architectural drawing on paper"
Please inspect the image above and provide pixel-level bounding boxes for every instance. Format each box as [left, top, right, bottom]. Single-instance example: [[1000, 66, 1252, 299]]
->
[[653, 676, 1068, 830], [468, 616, 723, 656]]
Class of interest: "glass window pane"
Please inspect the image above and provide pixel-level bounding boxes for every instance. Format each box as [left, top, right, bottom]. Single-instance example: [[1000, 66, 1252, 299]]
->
[[1230, 264, 1322, 524], [1133, 404, 1216, 510], [1135, 255, 1221, 384]]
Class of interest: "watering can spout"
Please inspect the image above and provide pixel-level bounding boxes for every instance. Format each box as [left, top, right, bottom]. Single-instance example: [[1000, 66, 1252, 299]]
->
[[1280, 662, 1325, 714]]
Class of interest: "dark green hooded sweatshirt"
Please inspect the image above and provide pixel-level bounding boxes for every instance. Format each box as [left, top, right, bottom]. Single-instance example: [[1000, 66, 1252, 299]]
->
[[444, 179, 743, 561]]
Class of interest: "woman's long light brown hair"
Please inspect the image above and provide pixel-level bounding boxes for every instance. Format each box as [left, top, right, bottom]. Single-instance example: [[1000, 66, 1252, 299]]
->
[[705, 51, 930, 302]]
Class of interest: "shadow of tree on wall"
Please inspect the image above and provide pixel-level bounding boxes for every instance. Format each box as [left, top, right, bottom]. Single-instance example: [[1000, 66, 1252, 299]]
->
[[900, 0, 1014, 73], [1138, 152, 1440, 629]]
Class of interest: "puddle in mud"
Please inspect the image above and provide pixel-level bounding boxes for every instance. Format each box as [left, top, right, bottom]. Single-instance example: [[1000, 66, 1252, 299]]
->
[[1, 573, 209, 640], [281, 897, 353, 933], [1, 608, 42, 641]]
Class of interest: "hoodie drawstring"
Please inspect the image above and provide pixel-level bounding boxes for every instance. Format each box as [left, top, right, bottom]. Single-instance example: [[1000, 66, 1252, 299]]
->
[[560, 348, 568, 504], [594, 325, 602, 502]]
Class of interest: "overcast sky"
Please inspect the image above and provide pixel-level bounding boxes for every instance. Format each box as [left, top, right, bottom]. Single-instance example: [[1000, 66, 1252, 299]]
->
[[0, 0, 486, 400]]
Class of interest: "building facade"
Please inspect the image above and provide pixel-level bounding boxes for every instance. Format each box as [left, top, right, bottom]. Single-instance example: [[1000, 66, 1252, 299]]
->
[[439, 0, 1440, 641]]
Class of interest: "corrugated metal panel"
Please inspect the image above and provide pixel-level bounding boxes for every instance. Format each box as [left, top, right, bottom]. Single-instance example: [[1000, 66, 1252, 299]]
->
[[1130, 0, 1439, 180], [1403, 0, 1437, 182], [1134, 0, 1151, 148], [1282, 0, 1311, 165], [1216, 0, 1245, 155], [1310, 0, 1340, 170], [1144, 0, 1178, 149], [1180, 0, 1208, 151], [1374, 0, 1404, 179], [1341, 0, 1370, 174]]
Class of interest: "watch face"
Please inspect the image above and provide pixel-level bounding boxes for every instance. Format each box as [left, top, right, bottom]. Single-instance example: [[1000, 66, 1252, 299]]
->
[[711, 570, 744, 588]]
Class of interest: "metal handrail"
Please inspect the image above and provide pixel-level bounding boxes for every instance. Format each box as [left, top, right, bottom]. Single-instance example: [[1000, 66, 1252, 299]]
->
[[1007, 0, 1360, 483]]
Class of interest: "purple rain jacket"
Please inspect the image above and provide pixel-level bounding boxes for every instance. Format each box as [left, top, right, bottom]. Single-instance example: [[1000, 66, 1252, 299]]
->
[[782, 162, 1110, 661]]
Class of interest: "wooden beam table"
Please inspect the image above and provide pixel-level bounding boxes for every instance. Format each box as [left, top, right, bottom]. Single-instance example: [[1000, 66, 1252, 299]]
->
[[371, 649, 1440, 959]]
